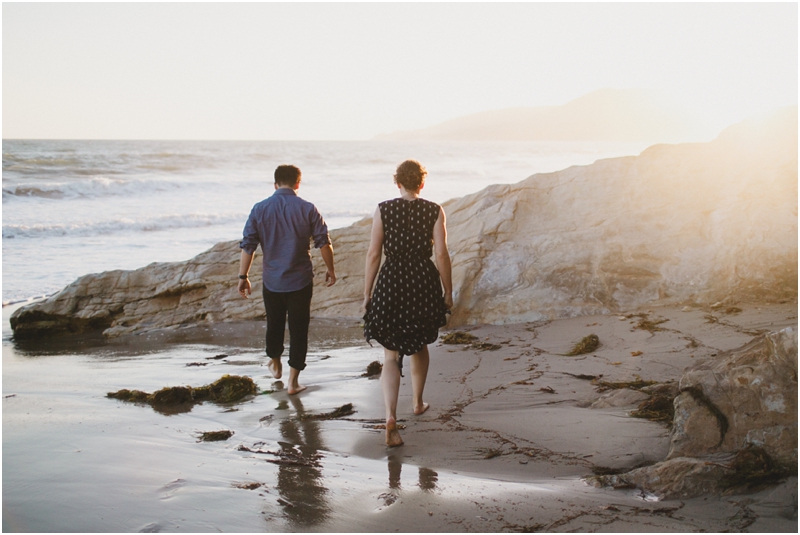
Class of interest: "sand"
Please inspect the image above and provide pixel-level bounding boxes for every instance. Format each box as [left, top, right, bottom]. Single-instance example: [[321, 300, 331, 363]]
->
[[2, 302, 797, 532]]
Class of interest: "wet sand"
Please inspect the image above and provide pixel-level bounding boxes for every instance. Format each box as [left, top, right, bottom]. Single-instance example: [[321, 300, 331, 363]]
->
[[2, 302, 797, 532]]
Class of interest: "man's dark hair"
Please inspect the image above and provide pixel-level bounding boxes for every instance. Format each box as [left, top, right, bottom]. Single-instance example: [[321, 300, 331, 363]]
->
[[275, 165, 302, 186]]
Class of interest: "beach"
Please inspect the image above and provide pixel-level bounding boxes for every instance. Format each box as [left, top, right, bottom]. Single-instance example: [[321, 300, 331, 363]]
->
[[3, 301, 796, 532], [4, 4, 797, 532]]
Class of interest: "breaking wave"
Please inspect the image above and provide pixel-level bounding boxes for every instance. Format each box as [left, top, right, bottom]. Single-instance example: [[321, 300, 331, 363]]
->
[[2, 175, 203, 200], [2, 212, 245, 239]]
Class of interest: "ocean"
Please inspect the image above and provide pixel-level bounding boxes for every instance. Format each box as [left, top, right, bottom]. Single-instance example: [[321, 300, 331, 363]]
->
[[2, 139, 649, 305]]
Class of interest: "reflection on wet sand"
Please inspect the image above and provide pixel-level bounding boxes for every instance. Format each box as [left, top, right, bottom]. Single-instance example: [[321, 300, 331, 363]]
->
[[274, 394, 331, 528], [382, 452, 439, 506], [418, 466, 438, 491]]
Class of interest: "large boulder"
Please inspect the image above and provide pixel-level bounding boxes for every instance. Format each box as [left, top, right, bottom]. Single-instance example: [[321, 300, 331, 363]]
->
[[591, 327, 797, 499], [670, 328, 798, 465], [10, 107, 798, 338]]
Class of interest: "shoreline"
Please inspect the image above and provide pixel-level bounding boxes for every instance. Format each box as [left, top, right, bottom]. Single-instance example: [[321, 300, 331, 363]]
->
[[3, 302, 797, 532]]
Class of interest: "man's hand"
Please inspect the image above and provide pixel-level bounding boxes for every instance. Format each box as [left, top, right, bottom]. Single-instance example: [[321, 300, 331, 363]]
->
[[320, 244, 336, 287], [238, 278, 251, 298]]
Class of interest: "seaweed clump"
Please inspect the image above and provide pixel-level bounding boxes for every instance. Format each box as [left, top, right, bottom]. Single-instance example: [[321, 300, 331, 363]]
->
[[442, 331, 502, 351], [563, 334, 600, 356], [106, 389, 150, 403], [362, 361, 383, 377], [442, 331, 478, 344], [197, 430, 234, 442], [630, 394, 675, 424], [193, 375, 258, 403], [634, 315, 669, 332], [472, 342, 502, 351], [107, 374, 258, 414], [298, 403, 356, 421]]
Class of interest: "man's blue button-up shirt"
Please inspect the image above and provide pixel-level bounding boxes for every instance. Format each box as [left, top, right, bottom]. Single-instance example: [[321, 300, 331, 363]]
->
[[240, 188, 331, 293]]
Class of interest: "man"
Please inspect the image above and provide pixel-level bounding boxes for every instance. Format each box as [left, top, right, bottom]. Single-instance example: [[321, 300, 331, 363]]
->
[[238, 164, 336, 395]]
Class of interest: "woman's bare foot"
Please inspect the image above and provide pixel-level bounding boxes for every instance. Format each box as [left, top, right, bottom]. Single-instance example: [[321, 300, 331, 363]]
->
[[287, 384, 307, 395], [385, 418, 404, 447], [267, 358, 282, 379], [413, 402, 430, 415]]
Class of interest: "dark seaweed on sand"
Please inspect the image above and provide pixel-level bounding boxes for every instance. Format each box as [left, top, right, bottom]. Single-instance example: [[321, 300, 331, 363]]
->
[[591, 375, 657, 393], [563, 334, 600, 356], [633, 314, 669, 332], [472, 342, 503, 351], [297, 403, 356, 421], [107, 374, 258, 413], [630, 394, 676, 424], [197, 430, 234, 442], [362, 361, 382, 377], [441, 331, 478, 344]]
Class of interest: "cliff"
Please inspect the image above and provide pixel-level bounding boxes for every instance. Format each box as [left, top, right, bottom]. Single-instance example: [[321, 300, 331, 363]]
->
[[10, 107, 797, 339]]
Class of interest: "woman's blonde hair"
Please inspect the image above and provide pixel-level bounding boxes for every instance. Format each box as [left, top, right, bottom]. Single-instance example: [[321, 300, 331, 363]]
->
[[393, 159, 427, 192]]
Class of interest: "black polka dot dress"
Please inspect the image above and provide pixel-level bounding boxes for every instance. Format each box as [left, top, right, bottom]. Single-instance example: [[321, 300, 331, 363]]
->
[[363, 198, 449, 369]]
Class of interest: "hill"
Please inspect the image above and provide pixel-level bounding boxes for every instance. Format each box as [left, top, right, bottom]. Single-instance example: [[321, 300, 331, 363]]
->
[[375, 88, 711, 142]]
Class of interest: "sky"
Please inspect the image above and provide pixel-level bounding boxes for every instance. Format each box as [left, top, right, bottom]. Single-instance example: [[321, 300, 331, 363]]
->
[[2, 2, 797, 140]]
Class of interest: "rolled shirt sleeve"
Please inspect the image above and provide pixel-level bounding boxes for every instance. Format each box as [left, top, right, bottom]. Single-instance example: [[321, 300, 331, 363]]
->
[[239, 208, 260, 254], [310, 207, 331, 249]]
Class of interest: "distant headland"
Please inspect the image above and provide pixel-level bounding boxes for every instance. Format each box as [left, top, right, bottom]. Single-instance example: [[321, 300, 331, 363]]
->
[[374, 88, 714, 143]]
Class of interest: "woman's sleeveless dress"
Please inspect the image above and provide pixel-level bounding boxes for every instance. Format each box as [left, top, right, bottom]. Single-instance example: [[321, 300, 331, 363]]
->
[[363, 198, 449, 368]]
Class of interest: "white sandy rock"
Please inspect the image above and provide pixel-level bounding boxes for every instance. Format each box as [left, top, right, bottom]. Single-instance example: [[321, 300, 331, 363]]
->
[[591, 327, 797, 499], [669, 327, 798, 465], [9, 107, 798, 338]]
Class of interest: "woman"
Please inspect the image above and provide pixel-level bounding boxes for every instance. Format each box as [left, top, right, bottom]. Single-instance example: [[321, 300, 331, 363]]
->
[[363, 159, 453, 447]]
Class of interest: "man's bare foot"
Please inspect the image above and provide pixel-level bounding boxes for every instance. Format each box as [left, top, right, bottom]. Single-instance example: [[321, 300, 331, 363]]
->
[[267, 358, 282, 379], [413, 402, 430, 415], [385, 418, 404, 447], [287, 384, 307, 395]]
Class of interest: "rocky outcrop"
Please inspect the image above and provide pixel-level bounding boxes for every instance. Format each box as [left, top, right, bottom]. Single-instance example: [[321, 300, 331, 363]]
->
[[591, 327, 797, 499], [670, 328, 797, 465], [9, 107, 798, 338]]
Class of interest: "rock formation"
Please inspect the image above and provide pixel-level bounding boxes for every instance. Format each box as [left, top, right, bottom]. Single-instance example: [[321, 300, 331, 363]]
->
[[591, 327, 797, 499], [10, 107, 797, 339]]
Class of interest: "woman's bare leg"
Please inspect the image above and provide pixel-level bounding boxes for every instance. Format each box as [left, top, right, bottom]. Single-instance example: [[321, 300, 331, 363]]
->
[[381, 349, 404, 446], [287, 366, 306, 395], [410, 346, 430, 415]]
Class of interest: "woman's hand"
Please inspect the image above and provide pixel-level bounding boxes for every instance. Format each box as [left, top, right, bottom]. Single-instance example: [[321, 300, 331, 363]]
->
[[444, 292, 454, 310], [361, 295, 371, 314]]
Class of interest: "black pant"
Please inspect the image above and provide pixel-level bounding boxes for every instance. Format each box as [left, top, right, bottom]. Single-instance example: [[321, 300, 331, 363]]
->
[[262, 283, 313, 371]]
